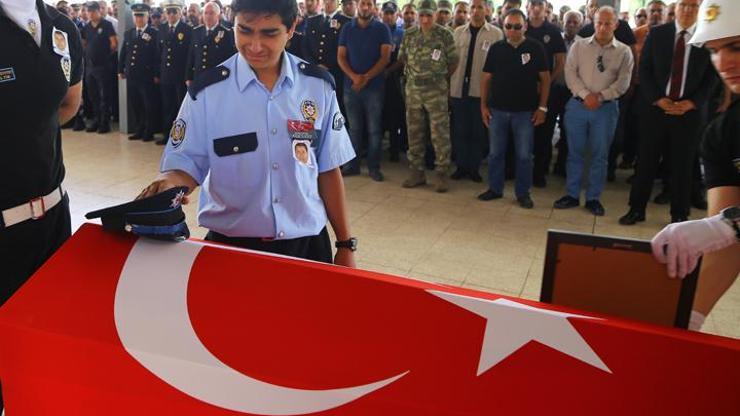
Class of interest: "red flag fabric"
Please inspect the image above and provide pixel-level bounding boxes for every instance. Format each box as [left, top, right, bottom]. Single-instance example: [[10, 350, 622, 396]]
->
[[0, 223, 738, 415]]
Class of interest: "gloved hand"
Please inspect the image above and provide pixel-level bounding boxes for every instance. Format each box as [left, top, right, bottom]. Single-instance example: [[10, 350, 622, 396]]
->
[[651, 214, 737, 279]]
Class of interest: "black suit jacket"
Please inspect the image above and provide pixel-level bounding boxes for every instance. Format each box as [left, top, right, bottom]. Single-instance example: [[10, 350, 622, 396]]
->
[[639, 22, 716, 107], [118, 26, 160, 82], [185, 24, 236, 81], [159, 21, 192, 85], [301, 13, 351, 71]]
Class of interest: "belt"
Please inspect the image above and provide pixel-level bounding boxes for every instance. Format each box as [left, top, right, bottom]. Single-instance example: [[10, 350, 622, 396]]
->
[[574, 96, 614, 104], [1, 184, 66, 229]]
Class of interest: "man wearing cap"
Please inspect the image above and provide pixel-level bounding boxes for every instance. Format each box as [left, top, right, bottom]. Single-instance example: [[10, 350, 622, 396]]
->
[[158, 0, 192, 146], [650, 0, 739, 331], [81, 1, 117, 133], [398, 0, 459, 192], [449, 0, 502, 182], [341, 0, 357, 18], [118, 3, 160, 142], [620, 0, 716, 226], [301, 0, 351, 122], [435, 0, 453, 28], [185, 1, 236, 84], [401, 1, 417, 29], [138, 0, 357, 266], [0, 0, 83, 409]]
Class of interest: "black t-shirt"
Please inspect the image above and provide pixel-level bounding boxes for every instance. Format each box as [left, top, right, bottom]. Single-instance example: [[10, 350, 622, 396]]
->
[[526, 20, 566, 71], [482, 38, 548, 112], [81, 18, 115, 66], [578, 19, 636, 45], [462, 24, 481, 98], [702, 98, 740, 190], [0, 1, 83, 208]]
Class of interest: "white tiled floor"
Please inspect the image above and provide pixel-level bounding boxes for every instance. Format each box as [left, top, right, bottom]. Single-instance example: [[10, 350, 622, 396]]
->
[[63, 128, 739, 339]]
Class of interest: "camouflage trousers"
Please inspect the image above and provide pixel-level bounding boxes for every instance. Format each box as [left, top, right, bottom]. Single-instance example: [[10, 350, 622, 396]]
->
[[404, 83, 451, 173]]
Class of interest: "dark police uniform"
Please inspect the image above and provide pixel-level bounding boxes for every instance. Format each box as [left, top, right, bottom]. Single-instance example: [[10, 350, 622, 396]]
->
[[0, 0, 82, 407], [185, 23, 236, 82], [702, 98, 740, 190], [81, 11, 116, 132], [301, 12, 352, 115], [119, 20, 161, 141], [159, 20, 192, 143]]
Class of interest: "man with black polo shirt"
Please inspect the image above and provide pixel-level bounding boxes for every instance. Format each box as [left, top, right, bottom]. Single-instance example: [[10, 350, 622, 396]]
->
[[478, 8, 550, 209], [526, 0, 566, 188], [0, 0, 83, 410], [81, 1, 117, 134]]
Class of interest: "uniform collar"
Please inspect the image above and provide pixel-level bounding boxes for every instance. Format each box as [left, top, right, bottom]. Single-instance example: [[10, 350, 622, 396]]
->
[[236, 51, 295, 92]]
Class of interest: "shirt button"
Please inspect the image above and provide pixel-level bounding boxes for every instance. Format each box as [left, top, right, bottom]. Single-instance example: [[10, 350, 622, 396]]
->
[[269, 96, 275, 101], [272, 162, 279, 170], [273, 197, 281, 203], [278, 231, 285, 238], [271, 128, 277, 134], [233, 146, 239, 152]]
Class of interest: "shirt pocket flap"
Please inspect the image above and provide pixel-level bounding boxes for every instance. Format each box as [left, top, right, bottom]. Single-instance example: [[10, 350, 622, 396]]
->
[[213, 133, 258, 157]]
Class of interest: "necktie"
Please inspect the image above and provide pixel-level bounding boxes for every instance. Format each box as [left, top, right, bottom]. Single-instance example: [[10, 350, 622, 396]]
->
[[137, 29, 142, 38], [170, 25, 175, 35], [206, 28, 211, 37], [668, 30, 686, 100]]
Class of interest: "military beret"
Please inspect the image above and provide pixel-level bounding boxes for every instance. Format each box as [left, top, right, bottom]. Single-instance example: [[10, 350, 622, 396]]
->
[[85, 187, 191, 242]]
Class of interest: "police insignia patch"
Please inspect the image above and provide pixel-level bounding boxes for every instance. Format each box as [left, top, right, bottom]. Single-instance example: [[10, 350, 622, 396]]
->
[[61, 56, 71, 82], [98, 27, 103, 34], [332, 112, 344, 131], [544, 34, 551, 44], [301, 100, 318, 122], [142, 32, 151, 41], [178, 32, 184, 41], [170, 189, 186, 208], [170, 119, 187, 148], [704, 4, 720, 22]]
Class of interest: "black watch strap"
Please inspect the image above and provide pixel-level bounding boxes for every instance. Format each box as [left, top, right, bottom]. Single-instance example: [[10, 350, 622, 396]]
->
[[335, 237, 358, 251], [721, 207, 740, 241]]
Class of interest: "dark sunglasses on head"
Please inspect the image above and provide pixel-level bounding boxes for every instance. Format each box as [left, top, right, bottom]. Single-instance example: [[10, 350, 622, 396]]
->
[[504, 23, 523, 30]]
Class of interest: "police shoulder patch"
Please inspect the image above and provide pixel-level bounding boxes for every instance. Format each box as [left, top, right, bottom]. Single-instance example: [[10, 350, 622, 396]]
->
[[297, 61, 336, 90], [188, 65, 231, 100], [170, 118, 186, 148]]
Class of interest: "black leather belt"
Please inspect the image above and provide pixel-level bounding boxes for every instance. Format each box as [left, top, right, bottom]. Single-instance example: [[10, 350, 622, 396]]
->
[[574, 96, 613, 104]]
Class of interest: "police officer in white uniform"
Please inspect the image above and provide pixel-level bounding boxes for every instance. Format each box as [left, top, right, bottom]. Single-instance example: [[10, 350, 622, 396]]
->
[[138, 0, 358, 267]]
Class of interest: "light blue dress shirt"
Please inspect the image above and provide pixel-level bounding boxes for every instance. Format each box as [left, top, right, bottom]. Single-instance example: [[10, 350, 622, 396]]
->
[[160, 51, 356, 239]]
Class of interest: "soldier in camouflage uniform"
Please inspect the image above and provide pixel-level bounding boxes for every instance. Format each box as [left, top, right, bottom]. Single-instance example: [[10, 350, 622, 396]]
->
[[398, 0, 459, 192]]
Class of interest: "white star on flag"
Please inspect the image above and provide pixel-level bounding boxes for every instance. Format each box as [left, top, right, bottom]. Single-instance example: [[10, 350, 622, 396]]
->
[[428, 291, 611, 375]]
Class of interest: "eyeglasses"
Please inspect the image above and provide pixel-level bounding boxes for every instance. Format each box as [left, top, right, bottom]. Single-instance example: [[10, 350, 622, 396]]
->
[[597, 55, 605, 72], [165, 9, 179, 15], [504, 23, 523, 30]]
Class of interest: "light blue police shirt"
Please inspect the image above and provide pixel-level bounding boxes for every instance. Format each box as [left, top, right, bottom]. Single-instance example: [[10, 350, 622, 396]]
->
[[160, 51, 356, 239]]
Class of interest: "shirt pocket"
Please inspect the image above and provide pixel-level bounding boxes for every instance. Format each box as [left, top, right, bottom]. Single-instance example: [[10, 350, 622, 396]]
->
[[210, 133, 262, 189], [213, 133, 258, 156]]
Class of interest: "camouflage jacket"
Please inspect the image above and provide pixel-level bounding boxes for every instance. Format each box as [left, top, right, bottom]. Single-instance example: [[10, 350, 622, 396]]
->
[[399, 24, 459, 85]]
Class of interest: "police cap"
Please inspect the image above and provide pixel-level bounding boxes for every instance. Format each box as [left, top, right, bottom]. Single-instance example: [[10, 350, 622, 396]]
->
[[85, 187, 191, 242], [161, 0, 185, 10], [130, 3, 151, 15], [382, 1, 398, 13], [689, 0, 740, 46]]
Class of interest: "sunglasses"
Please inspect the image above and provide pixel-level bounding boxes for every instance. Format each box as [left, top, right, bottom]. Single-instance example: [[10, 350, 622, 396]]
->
[[165, 9, 179, 15], [597, 55, 605, 73], [504, 23, 523, 30], [636, 14, 647, 18]]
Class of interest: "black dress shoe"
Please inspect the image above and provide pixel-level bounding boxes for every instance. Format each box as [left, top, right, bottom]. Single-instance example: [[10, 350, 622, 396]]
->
[[671, 216, 688, 224], [128, 134, 141, 140], [585, 200, 605, 216], [554, 195, 579, 209], [533, 176, 547, 188], [653, 191, 670, 205], [85, 124, 98, 133], [155, 138, 168, 146], [341, 165, 360, 177], [72, 117, 86, 131], [478, 189, 503, 201], [619, 210, 646, 225], [141, 136, 154, 142], [97, 125, 111, 134], [469, 171, 483, 183], [450, 169, 467, 180], [369, 169, 384, 182], [517, 195, 534, 209], [607, 170, 616, 182]]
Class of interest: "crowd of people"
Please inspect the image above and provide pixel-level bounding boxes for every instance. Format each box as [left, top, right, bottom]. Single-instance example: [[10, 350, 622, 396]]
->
[[51, 0, 728, 223]]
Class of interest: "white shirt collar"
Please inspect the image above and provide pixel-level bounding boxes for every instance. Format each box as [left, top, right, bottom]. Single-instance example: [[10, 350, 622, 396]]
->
[[675, 21, 697, 36]]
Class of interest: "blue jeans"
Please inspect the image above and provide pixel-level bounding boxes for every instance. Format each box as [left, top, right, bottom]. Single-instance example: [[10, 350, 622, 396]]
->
[[487, 110, 534, 198], [343, 86, 385, 171], [564, 98, 619, 201]]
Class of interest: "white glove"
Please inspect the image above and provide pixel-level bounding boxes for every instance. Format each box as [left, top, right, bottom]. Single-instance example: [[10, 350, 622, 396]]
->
[[651, 214, 737, 279]]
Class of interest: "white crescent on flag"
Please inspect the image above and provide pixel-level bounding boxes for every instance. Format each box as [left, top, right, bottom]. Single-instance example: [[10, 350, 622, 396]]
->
[[114, 239, 408, 416]]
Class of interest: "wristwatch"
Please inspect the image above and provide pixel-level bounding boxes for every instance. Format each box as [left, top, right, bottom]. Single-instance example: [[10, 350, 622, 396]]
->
[[538, 106, 548, 113], [720, 206, 740, 241], [335, 237, 358, 252]]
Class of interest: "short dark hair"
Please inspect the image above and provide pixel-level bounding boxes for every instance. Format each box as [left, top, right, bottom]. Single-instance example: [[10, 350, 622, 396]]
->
[[503, 8, 526, 22], [503, 0, 522, 6], [230, 0, 298, 29]]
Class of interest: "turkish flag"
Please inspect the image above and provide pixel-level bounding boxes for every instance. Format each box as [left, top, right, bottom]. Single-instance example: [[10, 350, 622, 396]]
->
[[0, 224, 738, 415]]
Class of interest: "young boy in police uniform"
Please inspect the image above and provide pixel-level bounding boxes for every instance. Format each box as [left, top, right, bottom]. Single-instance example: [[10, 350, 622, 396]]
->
[[0, 0, 83, 410], [138, 0, 358, 267]]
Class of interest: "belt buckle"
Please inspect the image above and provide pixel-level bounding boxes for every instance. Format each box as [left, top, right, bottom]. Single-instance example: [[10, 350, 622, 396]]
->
[[30, 197, 46, 220]]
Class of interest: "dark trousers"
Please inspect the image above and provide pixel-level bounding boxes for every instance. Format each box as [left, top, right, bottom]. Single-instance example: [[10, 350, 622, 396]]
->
[[86, 66, 114, 128], [383, 74, 408, 156], [628, 107, 703, 218], [0, 195, 71, 410], [533, 83, 570, 180], [128, 79, 157, 139], [622, 85, 646, 165], [204, 227, 333, 264], [161, 81, 187, 138], [451, 97, 485, 174], [607, 92, 632, 173]]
